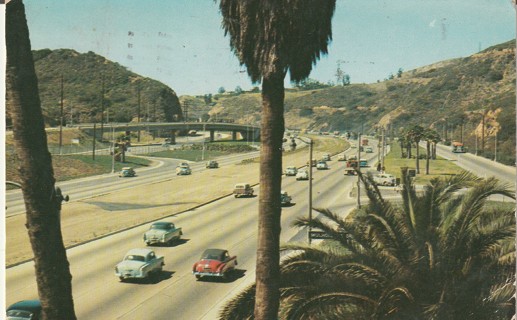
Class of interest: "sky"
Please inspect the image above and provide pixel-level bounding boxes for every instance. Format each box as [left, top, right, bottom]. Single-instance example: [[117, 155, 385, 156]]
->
[[22, 0, 516, 96]]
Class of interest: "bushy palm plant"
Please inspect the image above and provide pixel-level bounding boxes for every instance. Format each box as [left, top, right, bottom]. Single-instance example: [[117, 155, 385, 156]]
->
[[220, 169, 515, 319]]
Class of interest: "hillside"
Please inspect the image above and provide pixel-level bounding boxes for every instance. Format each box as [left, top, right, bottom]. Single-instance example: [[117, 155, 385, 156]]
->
[[193, 40, 516, 164], [9, 49, 183, 127]]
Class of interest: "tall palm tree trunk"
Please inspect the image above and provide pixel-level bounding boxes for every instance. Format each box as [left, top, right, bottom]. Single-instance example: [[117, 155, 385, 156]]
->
[[6, 1, 77, 319], [426, 140, 430, 174], [254, 74, 284, 319], [415, 141, 420, 174]]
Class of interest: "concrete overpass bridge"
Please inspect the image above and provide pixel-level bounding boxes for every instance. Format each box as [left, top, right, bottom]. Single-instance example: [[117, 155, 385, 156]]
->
[[78, 122, 261, 143]]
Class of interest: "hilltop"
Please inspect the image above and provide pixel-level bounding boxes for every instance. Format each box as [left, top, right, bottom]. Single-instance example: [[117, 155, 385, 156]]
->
[[186, 40, 515, 164], [9, 49, 184, 127]]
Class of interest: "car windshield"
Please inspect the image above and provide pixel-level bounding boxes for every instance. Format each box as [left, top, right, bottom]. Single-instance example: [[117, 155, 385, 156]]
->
[[202, 253, 223, 261], [125, 255, 145, 262], [6, 310, 33, 318], [151, 223, 171, 230]]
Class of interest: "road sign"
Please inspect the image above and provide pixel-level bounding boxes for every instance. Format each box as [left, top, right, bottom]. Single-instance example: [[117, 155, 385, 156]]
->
[[309, 231, 333, 240]]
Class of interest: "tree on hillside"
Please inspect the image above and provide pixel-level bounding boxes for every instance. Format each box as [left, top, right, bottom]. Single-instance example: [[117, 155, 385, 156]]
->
[[235, 85, 243, 94], [407, 125, 425, 174], [217, 1, 336, 318], [221, 170, 515, 319], [6, 1, 77, 319], [218, 86, 226, 94]]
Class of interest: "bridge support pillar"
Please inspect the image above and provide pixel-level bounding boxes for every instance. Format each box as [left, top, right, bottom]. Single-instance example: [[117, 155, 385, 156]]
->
[[169, 130, 176, 144], [210, 130, 215, 142]]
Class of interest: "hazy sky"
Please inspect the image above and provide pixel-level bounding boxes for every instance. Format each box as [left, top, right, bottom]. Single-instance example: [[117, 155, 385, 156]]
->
[[23, 0, 516, 96]]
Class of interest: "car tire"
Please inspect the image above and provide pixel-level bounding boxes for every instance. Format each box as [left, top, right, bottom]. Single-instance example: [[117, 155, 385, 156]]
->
[[119, 277, 125, 282], [145, 242, 151, 246], [195, 275, 201, 280]]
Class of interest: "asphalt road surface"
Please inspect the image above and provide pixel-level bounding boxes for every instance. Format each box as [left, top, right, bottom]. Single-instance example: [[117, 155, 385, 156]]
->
[[6, 146, 367, 319]]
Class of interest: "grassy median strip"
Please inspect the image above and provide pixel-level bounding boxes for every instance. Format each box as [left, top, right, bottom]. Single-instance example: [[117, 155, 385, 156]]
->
[[383, 142, 463, 183]]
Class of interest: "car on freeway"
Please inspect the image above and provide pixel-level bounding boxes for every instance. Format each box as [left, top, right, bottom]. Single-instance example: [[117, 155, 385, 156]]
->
[[281, 191, 292, 205], [233, 183, 254, 198], [192, 248, 238, 280], [364, 146, 373, 153], [206, 160, 219, 169], [337, 154, 347, 161], [119, 167, 136, 177], [359, 159, 368, 167], [307, 159, 317, 167], [296, 169, 309, 180], [344, 167, 357, 176], [6, 300, 41, 320], [115, 248, 164, 282], [373, 173, 396, 186], [322, 153, 331, 161], [284, 166, 298, 176], [316, 161, 329, 170], [143, 221, 183, 246], [176, 166, 191, 175]]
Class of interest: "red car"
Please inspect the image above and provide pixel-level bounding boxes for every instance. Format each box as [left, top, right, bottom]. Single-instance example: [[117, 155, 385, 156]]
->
[[192, 249, 238, 280]]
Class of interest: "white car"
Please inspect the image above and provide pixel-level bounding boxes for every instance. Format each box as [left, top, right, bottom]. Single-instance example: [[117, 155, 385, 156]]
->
[[316, 161, 329, 170], [373, 173, 396, 186], [115, 248, 164, 281], [322, 153, 331, 161], [296, 169, 309, 180], [284, 166, 298, 176]]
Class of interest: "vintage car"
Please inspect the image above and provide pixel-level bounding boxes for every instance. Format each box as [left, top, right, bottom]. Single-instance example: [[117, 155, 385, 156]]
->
[[296, 169, 309, 180], [115, 248, 164, 281], [373, 173, 396, 186], [192, 248, 238, 279], [206, 160, 219, 169], [281, 191, 292, 205], [306, 159, 317, 167], [284, 166, 298, 176], [176, 163, 192, 175], [364, 146, 374, 153], [322, 153, 331, 161], [233, 183, 254, 198], [119, 167, 136, 177], [6, 300, 41, 320], [344, 167, 357, 176], [316, 161, 329, 170], [337, 154, 347, 161], [359, 159, 368, 167], [143, 221, 182, 246]]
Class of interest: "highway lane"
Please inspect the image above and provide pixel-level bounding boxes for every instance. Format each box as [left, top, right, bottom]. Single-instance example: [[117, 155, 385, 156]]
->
[[6, 144, 365, 319], [5, 150, 261, 217], [434, 143, 515, 187]]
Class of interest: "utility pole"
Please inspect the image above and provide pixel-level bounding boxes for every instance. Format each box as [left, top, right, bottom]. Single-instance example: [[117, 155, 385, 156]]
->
[[59, 74, 64, 155], [100, 76, 105, 142], [494, 131, 498, 162], [137, 85, 141, 142], [357, 133, 361, 209], [381, 128, 386, 171], [308, 138, 313, 245], [111, 125, 115, 174], [92, 123, 96, 160]]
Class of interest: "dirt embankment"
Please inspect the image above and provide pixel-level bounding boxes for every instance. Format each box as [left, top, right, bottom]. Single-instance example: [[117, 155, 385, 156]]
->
[[6, 136, 346, 266]]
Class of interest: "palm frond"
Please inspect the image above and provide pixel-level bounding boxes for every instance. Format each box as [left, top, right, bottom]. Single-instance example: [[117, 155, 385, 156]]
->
[[218, 283, 256, 320], [286, 292, 376, 320]]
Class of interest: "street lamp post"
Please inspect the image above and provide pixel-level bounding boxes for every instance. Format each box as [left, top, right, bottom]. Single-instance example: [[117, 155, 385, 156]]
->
[[308, 138, 313, 245], [299, 137, 314, 244]]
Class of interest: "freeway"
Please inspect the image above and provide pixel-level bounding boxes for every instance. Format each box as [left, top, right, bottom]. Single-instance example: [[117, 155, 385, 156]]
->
[[434, 143, 516, 187], [5, 149, 260, 218], [6, 142, 369, 319]]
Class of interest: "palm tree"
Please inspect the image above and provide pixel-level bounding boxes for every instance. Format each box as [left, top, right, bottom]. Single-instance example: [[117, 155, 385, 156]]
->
[[284, 169, 515, 319], [407, 125, 425, 174], [6, 0, 77, 319], [217, 1, 336, 318], [423, 128, 440, 174]]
